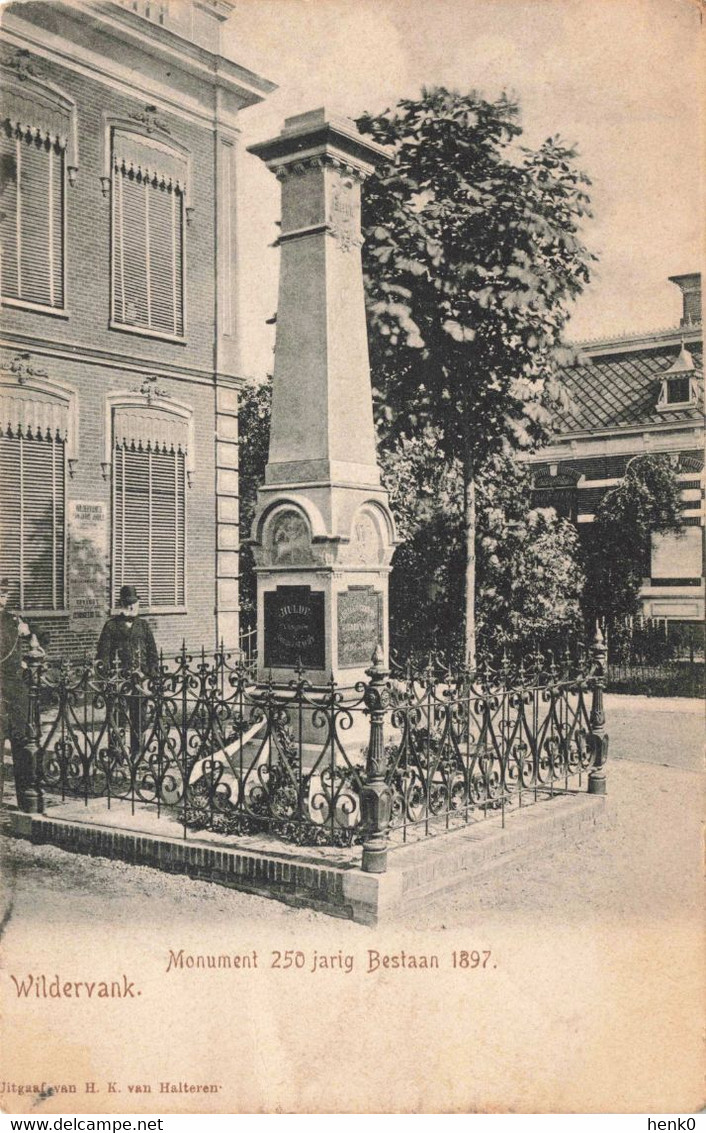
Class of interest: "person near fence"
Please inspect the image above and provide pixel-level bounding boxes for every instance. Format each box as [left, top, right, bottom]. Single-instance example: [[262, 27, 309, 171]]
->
[[0, 578, 45, 808], [96, 585, 159, 757]]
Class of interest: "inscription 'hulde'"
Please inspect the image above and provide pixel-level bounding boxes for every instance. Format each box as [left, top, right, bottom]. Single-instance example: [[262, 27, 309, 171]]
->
[[264, 586, 325, 670]]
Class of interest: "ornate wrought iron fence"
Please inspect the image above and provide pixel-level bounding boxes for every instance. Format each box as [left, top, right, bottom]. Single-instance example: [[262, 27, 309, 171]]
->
[[383, 651, 598, 843], [237, 627, 258, 671], [606, 617, 704, 698], [19, 631, 609, 873], [28, 648, 368, 847]]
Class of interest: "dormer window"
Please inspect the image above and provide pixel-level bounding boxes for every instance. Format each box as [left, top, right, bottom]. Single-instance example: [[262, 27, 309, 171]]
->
[[665, 375, 691, 405], [657, 344, 699, 410]]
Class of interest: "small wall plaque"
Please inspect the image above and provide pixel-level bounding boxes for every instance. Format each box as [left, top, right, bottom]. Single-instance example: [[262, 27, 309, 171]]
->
[[68, 500, 108, 629]]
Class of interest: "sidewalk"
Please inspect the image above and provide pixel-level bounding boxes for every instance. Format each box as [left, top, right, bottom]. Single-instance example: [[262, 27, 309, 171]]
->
[[606, 692, 702, 772], [605, 692, 703, 714], [407, 753, 703, 927]]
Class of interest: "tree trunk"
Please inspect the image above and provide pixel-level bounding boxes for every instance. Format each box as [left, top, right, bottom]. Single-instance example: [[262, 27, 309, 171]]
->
[[463, 458, 476, 669]]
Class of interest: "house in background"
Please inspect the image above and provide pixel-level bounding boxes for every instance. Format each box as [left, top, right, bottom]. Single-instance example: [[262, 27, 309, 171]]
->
[[528, 273, 704, 631], [0, 0, 275, 657]]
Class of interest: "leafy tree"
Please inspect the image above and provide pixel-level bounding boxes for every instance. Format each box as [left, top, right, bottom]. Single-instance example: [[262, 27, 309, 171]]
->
[[582, 454, 684, 633], [475, 453, 584, 653], [237, 378, 272, 631], [381, 438, 584, 663], [358, 87, 594, 663]]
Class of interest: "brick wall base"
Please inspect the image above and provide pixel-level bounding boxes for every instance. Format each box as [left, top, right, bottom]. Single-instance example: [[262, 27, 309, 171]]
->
[[9, 792, 607, 925]]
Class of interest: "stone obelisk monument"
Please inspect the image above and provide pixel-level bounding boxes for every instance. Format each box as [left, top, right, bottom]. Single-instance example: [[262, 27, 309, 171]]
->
[[248, 109, 396, 686]]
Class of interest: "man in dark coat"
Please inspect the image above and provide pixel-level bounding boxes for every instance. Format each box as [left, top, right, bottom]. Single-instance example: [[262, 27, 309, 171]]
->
[[97, 585, 159, 676], [96, 585, 158, 758], [0, 578, 34, 807]]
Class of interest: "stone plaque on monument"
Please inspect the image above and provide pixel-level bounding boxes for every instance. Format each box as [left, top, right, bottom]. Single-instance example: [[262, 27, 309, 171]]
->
[[337, 587, 383, 668], [264, 586, 325, 670], [68, 500, 109, 630]]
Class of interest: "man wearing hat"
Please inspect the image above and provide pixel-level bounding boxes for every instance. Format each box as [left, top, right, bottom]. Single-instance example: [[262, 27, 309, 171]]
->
[[97, 585, 159, 758], [97, 584, 159, 676], [0, 578, 37, 807]]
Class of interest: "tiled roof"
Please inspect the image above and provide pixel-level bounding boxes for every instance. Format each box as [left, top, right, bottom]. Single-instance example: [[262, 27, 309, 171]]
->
[[553, 341, 704, 435], [576, 323, 687, 348]]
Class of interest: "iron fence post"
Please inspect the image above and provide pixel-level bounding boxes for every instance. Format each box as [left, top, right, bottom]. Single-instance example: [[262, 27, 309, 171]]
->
[[361, 645, 393, 873], [21, 633, 45, 814], [588, 623, 609, 795]]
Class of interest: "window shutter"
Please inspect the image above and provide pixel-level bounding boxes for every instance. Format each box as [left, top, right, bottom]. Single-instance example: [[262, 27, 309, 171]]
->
[[174, 193, 184, 337], [114, 173, 149, 327], [20, 137, 52, 306], [113, 444, 150, 605], [22, 434, 64, 609], [113, 442, 184, 608], [0, 433, 22, 608], [51, 144, 64, 308], [0, 127, 19, 299], [150, 448, 185, 605], [0, 432, 65, 610], [0, 128, 63, 308], [148, 184, 183, 336], [111, 130, 185, 337]]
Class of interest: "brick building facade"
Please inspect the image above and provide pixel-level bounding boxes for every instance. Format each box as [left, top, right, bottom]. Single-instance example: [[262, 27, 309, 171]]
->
[[0, 0, 274, 657], [527, 273, 704, 627]]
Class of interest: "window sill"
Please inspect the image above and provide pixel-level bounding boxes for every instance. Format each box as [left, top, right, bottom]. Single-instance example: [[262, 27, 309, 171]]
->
[[109, 606, 188, 617], [110, 321, 186, 346], [656, 399, 697, 412], [649, 578, 703, 588], [2, 297, 70, 319], [20, 609, 69, 618]]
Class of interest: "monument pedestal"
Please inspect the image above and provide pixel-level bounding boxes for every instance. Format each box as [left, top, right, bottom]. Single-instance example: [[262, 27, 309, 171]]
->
[[248, 110, 396, 692], [258, 567, 388, 690]]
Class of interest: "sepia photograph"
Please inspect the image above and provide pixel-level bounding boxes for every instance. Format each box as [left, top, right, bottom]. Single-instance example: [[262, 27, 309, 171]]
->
[[0, 0, 703, 1117]]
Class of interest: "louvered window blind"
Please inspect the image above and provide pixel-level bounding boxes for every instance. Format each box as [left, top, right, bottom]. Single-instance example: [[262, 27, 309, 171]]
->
[[0, 432, 66, 611], [0, 122, 64, 308], [112, 168, 184, 337], [113, 443, 185, 608]]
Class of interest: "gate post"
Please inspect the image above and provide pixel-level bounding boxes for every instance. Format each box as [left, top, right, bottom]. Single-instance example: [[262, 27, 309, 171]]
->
[[21, 633, 45, 814], [588, 623, 609, 795], [361, 645, 392, 873]]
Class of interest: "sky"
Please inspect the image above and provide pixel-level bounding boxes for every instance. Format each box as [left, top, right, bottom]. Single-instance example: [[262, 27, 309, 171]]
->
[[224, 0, 703, 382]]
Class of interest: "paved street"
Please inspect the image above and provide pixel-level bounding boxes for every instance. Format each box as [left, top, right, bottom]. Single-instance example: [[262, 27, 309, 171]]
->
[[605, 693, 702, 771]]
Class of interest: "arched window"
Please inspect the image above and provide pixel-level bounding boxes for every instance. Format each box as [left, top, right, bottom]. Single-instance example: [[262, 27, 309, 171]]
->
[[109, 396, 192, 610], [0, 68, 76, 312], [0, 368, 77, 611], [110, 129, 187, 339]]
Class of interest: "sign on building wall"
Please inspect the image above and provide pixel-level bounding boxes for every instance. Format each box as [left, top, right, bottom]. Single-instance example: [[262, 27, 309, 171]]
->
[[337, 587, 383, 668], [651, 529, 703, 580], [264, 585, 325, 670], [68, 500, 109, 630]]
